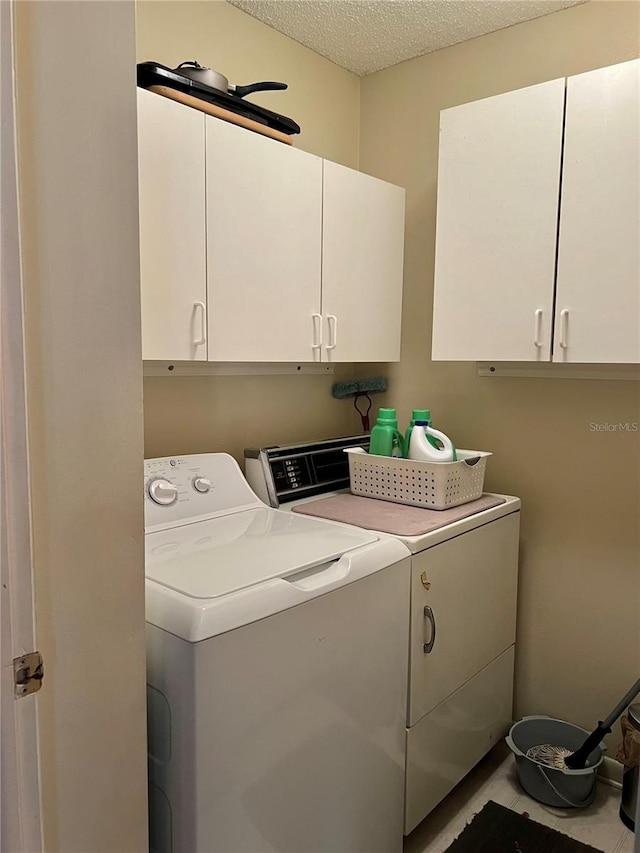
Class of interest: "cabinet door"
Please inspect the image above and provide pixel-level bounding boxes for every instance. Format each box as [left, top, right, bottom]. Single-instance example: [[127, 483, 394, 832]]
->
[[137, 89, 207, 361], [432, 80, 565, 361], [408, 513, 519, 727], [405, 647, 514, 834], [554, 60, 640, 363], [322, 162, 405, 362], [206, 119, 322, 362]]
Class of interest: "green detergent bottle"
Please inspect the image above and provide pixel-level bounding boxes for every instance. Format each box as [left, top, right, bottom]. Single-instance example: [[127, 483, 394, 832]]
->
[[369, 408, 404, 457]]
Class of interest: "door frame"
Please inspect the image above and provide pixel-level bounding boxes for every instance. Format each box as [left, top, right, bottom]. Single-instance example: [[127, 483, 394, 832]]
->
[[0, 1, 43, 849]]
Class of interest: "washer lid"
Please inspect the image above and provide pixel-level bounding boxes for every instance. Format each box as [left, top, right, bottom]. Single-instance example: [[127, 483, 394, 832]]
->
[[145, 506, 378, 599]]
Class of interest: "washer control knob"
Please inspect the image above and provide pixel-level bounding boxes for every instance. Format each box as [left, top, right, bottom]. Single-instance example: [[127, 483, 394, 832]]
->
[[148, 478, 179, 506], [192, 476, 212, 494]]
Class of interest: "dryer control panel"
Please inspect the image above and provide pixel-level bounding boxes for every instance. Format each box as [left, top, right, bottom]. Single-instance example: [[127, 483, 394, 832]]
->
[[244, 434, 370, 507], [144, 453, 262, 532]]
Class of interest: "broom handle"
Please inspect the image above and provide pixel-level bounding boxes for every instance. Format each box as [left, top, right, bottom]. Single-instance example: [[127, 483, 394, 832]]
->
[[565, 677, 640, 769], [601, 677, 640, 730]]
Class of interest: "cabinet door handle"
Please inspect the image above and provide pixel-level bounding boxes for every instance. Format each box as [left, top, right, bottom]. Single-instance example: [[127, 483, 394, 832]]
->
[[423, 605, 436, 654], [559, 309, 569, 349], [326, 315, 338, 351], [533, 309, 543, 348], [193, 302, 206, 346], [311, 313, 322, 355]]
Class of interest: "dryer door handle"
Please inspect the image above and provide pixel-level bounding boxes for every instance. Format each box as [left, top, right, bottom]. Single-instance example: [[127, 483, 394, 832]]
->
[[423, 605, 436, 654]]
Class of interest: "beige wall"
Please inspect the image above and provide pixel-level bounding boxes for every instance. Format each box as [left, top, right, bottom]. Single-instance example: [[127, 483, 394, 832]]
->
[[136, 0, 360, 167], [15, 2, 147, 850], [359, 1, 640, 741], [137, 0, 365, 461]]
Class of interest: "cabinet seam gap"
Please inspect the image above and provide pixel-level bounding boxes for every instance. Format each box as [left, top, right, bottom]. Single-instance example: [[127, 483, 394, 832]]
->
[[320, 159, 325, 320], [550, 80, 568, 358], [203, 118, 209, 360]]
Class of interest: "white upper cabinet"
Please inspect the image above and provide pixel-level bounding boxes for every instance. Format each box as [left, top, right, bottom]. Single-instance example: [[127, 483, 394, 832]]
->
[[432, 79, 565, 361], [205, 118, 323, 362], [322, 161, 406, 362], [137, 88, 207, 361], [137, 90, 405, 363], [432, 59, 640, 365], [554, 59, 640, 363]]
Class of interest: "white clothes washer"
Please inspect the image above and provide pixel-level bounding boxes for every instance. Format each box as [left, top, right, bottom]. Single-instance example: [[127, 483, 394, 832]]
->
[[144, 452, 411, 853], [245, 435, 521, 834]]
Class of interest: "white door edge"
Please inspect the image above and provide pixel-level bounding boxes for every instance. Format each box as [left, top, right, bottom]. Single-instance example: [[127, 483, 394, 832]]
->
[[0, 2, 43, 849]]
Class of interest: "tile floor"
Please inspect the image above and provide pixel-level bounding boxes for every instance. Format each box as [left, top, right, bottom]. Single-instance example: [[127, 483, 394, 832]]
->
[[403, 744, 635, 853]]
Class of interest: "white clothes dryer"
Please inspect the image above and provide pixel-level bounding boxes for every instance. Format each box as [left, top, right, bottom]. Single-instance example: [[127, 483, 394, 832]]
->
[[144, 452, 411, 853]]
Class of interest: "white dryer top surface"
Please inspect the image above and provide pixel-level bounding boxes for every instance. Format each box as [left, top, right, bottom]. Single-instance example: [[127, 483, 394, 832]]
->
[[145, 506, 377, 599], [284, 491, 520, 552]]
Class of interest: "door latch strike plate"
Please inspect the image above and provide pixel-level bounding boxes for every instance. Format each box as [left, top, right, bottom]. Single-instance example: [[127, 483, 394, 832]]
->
[[13, 651, 44, 698]]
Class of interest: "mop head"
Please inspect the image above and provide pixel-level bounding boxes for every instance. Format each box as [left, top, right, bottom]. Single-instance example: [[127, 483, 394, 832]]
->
[[332, 377, 387, 433], [525, 743, 573, 770], [331, 377, 387, 399]]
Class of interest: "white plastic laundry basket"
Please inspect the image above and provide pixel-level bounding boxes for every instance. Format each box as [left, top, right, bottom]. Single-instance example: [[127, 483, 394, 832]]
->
[[345, 448, 491, 510]]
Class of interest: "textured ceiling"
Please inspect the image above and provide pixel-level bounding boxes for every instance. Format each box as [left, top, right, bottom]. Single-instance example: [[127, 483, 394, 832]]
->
[[227, 0, 587, 76]]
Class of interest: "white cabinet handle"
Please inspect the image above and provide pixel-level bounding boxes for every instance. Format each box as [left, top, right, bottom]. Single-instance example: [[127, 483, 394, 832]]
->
[[326, 314, 338, 351], [193, 301, 206, 346], [533, 309, 543, 348], [559, 309, 569, 349], [311, 313, 322, 354]]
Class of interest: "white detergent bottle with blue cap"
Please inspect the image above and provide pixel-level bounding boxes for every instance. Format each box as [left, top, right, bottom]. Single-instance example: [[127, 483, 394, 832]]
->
[[408, 421, 455, 463]]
